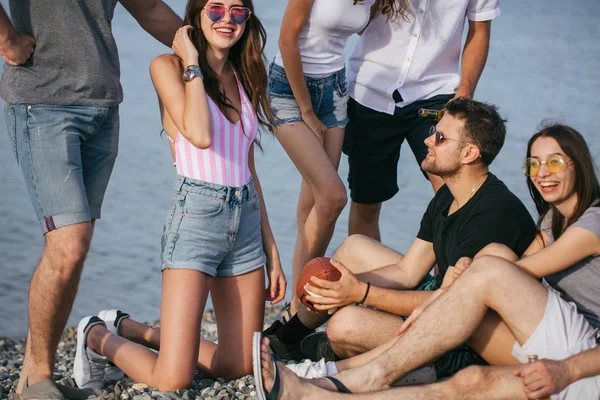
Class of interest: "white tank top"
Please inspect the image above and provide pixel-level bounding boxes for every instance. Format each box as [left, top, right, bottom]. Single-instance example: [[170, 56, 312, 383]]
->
[[274, 0, 375, 75]]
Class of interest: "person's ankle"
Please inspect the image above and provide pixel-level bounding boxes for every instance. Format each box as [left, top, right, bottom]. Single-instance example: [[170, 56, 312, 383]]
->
[[86, 324, 105, 354], [25, 370, 53, 385]]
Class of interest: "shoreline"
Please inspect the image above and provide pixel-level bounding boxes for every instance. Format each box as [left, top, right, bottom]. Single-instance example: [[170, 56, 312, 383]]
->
[[0, 305, 286, 400]]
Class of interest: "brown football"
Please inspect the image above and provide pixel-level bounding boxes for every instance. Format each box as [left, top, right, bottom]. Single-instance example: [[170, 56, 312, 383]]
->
[[296, 257, 341, 312]]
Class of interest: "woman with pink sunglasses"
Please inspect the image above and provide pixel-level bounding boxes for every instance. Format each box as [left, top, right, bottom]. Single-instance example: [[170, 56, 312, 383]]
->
[[70, 0, 286, 391], [263, 0, 407, 345]]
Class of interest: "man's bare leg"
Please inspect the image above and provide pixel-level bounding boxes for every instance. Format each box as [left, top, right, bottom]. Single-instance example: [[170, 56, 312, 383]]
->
[[297, 234, 405, 330], [327, 306, 403, 358], [348, 202, 382, 240], [17, 223, 93, 391], [329, 256, 548, 392], [260, 337, 527, 400], [328, 306, 518, 367]]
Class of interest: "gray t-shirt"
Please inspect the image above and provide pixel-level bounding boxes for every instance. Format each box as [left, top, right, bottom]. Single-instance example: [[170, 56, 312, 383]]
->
[[543, 205, 600, 329], [0, 0, 122, 107]]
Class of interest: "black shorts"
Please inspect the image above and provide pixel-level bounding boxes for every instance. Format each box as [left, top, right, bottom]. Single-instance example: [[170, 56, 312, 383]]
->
[[343, 94, 454, 204]]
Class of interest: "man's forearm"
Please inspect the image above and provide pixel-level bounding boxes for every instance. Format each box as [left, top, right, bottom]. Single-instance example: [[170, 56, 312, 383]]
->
[[121, 0, 182, 48], [356, 263, 417, 291], [565, 345, 600, 384], [362, 287, 433, 316], [457, 20, 491, 98]]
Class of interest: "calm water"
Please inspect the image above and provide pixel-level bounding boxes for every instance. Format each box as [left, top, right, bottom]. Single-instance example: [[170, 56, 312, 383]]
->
[[0, 0, 598, 338]]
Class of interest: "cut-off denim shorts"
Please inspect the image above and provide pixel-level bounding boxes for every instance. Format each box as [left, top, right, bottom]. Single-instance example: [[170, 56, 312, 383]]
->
[[161, 175, 266, 277], [4, 103, 119, 234], [267, 62, 349, 129]]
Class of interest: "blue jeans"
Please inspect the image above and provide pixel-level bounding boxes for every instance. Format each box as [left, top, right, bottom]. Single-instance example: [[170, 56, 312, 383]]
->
[[4, 104, 119, 233], [268, 62, 349, 129], [161, 175, 266, 277]]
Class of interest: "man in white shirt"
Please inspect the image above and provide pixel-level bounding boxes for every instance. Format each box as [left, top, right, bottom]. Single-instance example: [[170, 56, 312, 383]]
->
[[344, 0, 500, 240]]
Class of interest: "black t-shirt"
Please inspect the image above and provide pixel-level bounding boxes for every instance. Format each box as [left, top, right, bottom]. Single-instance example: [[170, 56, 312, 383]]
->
[[417, 173, 536, 284]]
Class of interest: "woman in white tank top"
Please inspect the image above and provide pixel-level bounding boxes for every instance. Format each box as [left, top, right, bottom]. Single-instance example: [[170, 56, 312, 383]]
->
[[267, 0, 408, 320]]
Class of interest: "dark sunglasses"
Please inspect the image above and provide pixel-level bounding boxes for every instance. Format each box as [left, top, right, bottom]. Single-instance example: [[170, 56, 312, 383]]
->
[[522, 154, 569, 177], [204, 4, 252, 25], [429, 126, 465, 146]]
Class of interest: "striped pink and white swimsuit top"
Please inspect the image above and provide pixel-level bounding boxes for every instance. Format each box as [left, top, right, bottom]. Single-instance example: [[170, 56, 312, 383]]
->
[[173, 72, 258, 187]]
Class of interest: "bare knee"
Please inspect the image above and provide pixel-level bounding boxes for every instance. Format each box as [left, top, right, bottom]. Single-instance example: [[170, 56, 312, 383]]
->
[[332, 234, 366, 261], [476, 243, 518, 262], [156, 374, 194, 392], [314, 186, 347, 220], [448, 366, 487, 393], [462, 256, 510, 284], [212, 361, 253, 380], [326, 306, 363, 356], [44, 231, 92, 279]]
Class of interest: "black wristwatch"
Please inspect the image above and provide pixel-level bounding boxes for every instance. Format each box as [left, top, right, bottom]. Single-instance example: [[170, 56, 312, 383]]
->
[[183, 65, 203, 82]]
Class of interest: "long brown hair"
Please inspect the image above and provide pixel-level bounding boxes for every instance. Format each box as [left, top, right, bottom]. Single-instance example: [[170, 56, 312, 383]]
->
[[358, 0, 409, 22], [183, 0, 273, 134], [526, 123, 600, 241]]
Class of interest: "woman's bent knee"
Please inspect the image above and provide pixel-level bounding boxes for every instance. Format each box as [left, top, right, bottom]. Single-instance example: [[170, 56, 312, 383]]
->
[[156, 375, 194, 392], [476, 243, 518, 262]]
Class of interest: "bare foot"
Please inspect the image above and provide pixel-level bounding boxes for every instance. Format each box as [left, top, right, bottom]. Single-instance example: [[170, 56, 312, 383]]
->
[[260, 337, 340, 399]]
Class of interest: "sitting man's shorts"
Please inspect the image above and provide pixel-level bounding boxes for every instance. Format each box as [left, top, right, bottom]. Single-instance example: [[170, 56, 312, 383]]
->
[[415, 274, 488, 379], [512, 283, 600, 400], [5, 104, 119, 234]]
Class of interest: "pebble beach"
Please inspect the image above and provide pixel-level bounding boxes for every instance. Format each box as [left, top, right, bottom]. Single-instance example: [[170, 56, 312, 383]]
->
[[0, 305, 286, 400]]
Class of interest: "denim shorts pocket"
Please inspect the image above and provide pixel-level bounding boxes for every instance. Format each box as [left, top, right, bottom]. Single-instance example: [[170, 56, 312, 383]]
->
[[5, 107, 18, 163], [268, 71, 295, 98], [182, 192, 224, 219], [162, 232, 180, 263], [251, 193, 260, 211], [164, 193, 184, 232], [335, 71, 349, 97]]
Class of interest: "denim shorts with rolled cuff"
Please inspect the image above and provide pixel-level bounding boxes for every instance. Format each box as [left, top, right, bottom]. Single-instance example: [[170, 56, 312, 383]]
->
[[267, 62, 349, 129], [4, 104, 119, 234], [161, 175, 267, 277]]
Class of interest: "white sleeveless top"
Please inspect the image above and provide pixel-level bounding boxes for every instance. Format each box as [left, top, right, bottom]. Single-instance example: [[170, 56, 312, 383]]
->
[[274, 0, 375, 75]]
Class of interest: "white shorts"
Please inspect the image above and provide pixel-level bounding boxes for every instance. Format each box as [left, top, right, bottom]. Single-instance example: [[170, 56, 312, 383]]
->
[[512, 284, 600, 400]]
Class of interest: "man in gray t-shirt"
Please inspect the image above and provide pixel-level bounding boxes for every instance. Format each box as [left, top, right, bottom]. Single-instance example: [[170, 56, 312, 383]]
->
[[0, 2, 182, 399]]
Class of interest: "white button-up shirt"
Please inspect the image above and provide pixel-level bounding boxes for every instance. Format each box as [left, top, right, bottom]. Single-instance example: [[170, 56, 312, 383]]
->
[[347, 0, 500, 115]]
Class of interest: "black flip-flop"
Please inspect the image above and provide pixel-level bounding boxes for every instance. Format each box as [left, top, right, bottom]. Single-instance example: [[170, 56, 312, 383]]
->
[[323, 376, 352, 393], [253, 332, 283, 400]]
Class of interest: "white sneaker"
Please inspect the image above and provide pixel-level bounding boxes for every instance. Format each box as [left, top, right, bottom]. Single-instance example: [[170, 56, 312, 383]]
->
[[393, 365, 437, 386], [73, 316, 107, 389], [97, 309, 130, 382], [285, 359, 328, 379]]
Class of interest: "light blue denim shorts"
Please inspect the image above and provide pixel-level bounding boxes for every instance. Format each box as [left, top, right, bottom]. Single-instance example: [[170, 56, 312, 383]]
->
[[267, 62, 349, 129], [4, 104, 119, 234], [161, 175, 267, 277]]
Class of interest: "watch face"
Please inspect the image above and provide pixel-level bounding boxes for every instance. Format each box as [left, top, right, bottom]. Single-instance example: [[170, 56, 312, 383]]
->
[[184, 69, 202, 82]]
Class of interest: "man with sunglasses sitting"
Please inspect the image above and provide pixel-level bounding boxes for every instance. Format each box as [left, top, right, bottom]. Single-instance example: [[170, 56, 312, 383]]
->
[[265, 98, 536, 382]]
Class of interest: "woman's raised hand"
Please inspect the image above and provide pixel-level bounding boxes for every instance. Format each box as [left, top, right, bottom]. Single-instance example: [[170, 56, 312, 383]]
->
[[172, 25, 199, 66]]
